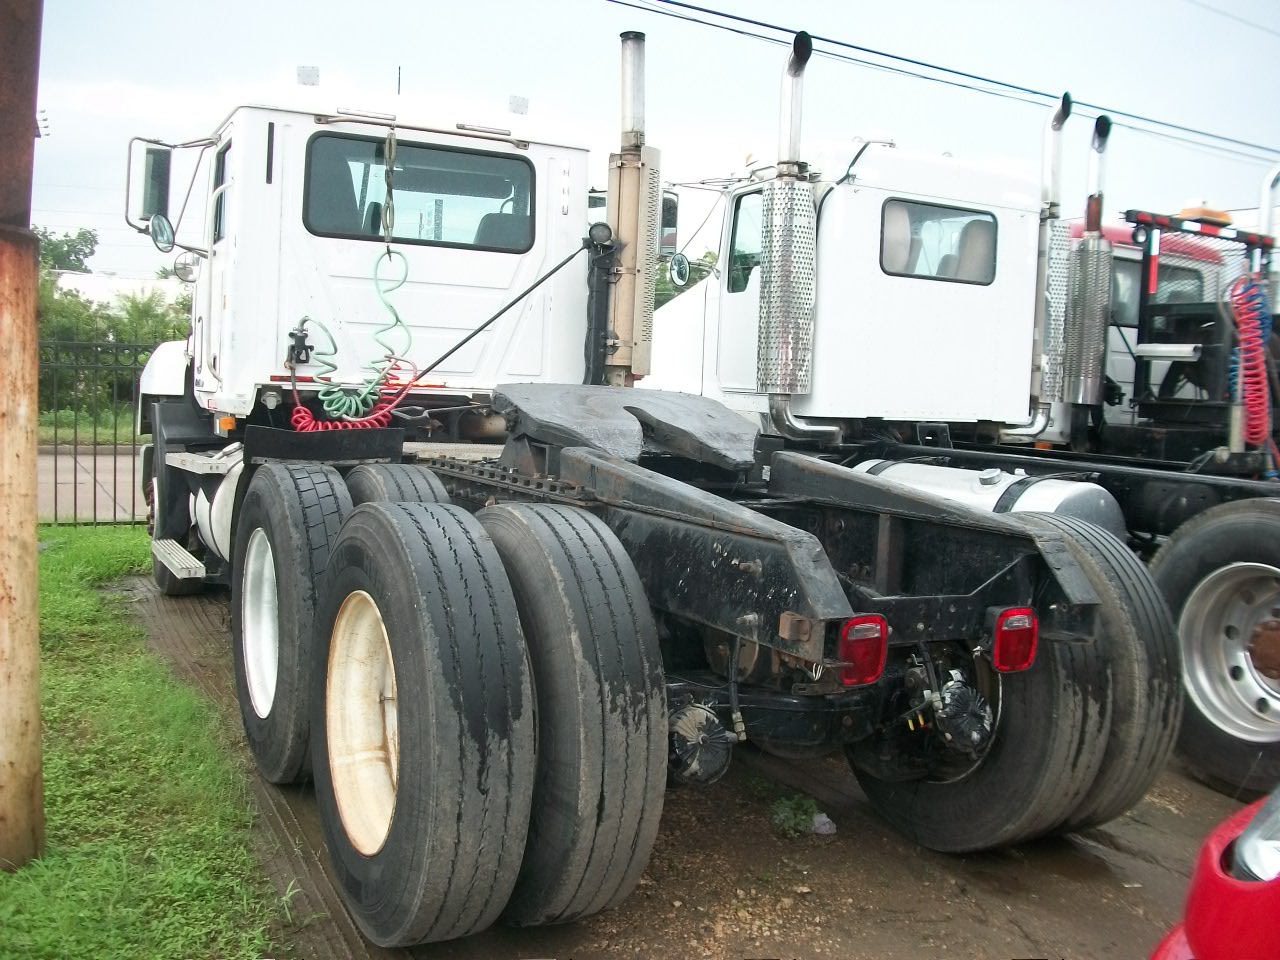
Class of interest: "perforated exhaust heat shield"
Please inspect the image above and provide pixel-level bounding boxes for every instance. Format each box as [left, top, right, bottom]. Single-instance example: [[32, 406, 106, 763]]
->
[[757, 177, 818, 394], [1062, 235, 1113, 406]]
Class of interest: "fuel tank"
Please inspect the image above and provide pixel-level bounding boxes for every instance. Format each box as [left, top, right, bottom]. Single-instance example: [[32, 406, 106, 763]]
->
[[851, 459, 1127, 538]]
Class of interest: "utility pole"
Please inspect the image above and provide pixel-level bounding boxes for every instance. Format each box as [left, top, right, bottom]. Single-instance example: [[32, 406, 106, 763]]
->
[[0, 0, 45, 871]]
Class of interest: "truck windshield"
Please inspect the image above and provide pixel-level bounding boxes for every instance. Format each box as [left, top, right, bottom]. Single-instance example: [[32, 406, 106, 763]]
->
[[304, 133, 535, 253]]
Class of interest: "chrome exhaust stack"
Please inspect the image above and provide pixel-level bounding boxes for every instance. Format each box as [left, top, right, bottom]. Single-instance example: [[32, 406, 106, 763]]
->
[[1063, 116, 1114, 408], [605, 31, 662, 386], [1253, 160, 1280, 275], [620, 31, 645, 150], [1084, 116, 1111, 236], [777, 32, 811, 176], [1041, 92, 1072, 220], [759, 33, 841, 443], [1006, 93, 1072, 441]]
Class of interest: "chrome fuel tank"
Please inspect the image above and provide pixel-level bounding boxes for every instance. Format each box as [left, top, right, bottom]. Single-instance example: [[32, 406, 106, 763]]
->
[[852, 459, 1127, 538]]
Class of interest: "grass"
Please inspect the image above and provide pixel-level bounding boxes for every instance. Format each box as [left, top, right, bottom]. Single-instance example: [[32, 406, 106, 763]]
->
[[770, 793, 820, 839], [38, 408, 148, 446], [0, 527, 273, 960]]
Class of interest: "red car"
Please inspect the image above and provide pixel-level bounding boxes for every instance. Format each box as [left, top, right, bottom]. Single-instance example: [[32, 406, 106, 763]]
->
[[1152, 788, 1280, 959]]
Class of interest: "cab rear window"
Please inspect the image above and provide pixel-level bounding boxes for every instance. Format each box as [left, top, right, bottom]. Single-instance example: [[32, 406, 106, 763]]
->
[[303, 133, 535, 253], [881, 199, 997, 285]]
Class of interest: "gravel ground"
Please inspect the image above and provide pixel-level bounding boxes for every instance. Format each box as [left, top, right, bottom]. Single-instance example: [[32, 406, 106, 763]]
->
[[125, 578, 1241, 960]]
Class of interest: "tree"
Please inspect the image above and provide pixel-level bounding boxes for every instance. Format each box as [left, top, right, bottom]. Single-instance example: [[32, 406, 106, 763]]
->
[[114, 291, 189, 344], [32, 226, 98, 272]]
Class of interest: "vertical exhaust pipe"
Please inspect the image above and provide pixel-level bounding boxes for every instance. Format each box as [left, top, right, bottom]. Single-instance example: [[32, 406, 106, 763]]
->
[[1007, 93, 1073, 440], [1063, 116, 1114, 410], [605, 31, 661, 386], [759, 31, 840, 443], [620, 30, 645, 150], [777, 32, 813, 174], [1253, 160, 1280, 274], [1084, 116, 1111, 235], [1041, 93, 1072, 219]]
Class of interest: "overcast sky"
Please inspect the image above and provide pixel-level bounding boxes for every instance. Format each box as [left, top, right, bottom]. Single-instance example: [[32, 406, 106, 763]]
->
[[31, 0, 1280, 277]]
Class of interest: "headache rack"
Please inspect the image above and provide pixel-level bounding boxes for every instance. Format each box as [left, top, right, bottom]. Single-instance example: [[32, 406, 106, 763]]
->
[[1123, 209, 1276, 428]]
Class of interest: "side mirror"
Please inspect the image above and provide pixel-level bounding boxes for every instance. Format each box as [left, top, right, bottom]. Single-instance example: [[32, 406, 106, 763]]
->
[[173, 249, 202, 282], [660, 189, 679, 257], [149, 214, 176, 253], [669, 252, 691, 288], [142, 146, 172, 220]]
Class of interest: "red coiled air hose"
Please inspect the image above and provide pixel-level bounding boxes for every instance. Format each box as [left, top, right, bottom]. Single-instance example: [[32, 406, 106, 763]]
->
[[291, 401, 395, 432], [1229, 275, 1272, 448]]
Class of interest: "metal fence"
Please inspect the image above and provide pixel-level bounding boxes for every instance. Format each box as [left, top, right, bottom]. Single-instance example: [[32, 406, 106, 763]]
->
[[38, 339, 155, 526]]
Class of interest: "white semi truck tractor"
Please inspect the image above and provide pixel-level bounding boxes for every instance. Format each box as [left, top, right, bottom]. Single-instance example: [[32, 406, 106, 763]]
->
[[649, 51, 1280, 796], [127, 31, 1179, 948]]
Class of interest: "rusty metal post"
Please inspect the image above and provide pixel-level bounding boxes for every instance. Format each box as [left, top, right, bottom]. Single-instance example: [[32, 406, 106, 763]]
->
[[0, 0, 45, 871]]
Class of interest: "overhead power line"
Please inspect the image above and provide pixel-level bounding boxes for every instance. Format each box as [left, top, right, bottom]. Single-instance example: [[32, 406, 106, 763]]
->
[[1178, 0, 1280, 40], [618, 0, 1280, 160]]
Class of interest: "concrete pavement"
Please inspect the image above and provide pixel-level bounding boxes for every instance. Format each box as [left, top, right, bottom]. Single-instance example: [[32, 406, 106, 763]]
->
[[39, 445, 146, 524]]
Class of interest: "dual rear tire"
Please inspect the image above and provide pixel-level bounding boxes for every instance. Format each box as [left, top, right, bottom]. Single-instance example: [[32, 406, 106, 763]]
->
[[309, 501, 665, 946], [851, 514, 1181, 851]]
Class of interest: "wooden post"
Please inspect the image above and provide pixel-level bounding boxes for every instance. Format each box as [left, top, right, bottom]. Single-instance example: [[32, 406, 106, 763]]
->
[[0, 0, 45, 871]]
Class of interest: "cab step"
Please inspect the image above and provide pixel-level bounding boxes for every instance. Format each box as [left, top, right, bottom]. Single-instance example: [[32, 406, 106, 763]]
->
[[152, 539, 205, 580]]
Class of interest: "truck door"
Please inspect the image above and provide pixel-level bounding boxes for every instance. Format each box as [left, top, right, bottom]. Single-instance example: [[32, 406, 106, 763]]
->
[[716, 188, 763, 392], [195, 138, 232, 393]]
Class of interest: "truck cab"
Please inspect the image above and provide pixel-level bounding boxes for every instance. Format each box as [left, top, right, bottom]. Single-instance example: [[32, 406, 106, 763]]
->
[[130, 104, 591, 427], [646, 143, 1041, 429]]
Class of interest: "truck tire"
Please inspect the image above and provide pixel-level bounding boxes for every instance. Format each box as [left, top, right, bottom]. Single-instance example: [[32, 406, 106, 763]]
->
[[852, 636, 1107, 852], [150, 406, 202, 596], [1021, 514, 1182, 831], [311, 503, 534, 947], [477, 504, 666, 927], [1150, 498, 1280, 796], [344, 463, 450, 506], [231, 463, 351, 784]]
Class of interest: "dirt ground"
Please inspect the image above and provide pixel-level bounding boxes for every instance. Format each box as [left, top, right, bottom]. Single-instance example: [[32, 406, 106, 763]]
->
[[123, 578, 1242, 960]]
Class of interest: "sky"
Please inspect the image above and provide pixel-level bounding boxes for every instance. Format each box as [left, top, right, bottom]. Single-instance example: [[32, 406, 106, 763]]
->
[[30, 0, 1280, 278]]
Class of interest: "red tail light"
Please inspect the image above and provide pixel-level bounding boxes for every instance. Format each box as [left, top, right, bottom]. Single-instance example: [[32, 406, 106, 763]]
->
[[838, 615, 888, 687], [993, 607, 1038, 672]]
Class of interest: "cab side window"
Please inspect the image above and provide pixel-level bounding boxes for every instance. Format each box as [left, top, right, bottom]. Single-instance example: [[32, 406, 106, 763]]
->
[[727, 191, 762, 294], [213, 142, 231, 244]]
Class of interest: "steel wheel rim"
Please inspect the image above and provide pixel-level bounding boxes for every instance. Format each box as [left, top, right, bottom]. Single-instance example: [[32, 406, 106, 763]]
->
[[242, 527, 280, 719], [1180, 561, 1280, 743], [327, 590, 399, 857]]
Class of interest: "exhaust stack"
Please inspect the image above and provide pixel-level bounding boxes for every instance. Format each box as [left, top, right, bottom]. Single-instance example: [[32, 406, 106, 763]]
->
[[1254, 160, 1280, 274], [1014, 93, 1074, 433], [1084, 115, 1111, 234], [620, 31, 645, 149], [1062, 116, 1115, 408], [1041, 92, 1072, 218], [605, 31, 662, 385], [777, 32, 813, 173], [759, 32, 839, 442]]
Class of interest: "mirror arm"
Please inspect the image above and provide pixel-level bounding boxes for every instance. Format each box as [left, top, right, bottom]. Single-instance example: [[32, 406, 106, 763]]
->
[[174, 241, 209, 257], [171, 142, 214, 247]]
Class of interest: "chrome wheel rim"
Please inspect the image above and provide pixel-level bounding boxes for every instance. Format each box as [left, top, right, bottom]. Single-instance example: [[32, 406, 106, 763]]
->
[[242, 527, 279, 719], [327, 590, 399, 857], [1180, 562, 1280, 743]]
